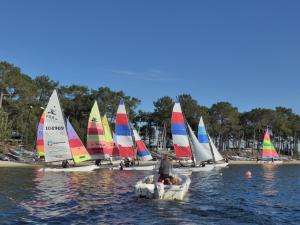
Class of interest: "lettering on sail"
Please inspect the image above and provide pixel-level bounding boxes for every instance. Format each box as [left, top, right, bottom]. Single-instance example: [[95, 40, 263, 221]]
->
[[45, 126, 65, 130]]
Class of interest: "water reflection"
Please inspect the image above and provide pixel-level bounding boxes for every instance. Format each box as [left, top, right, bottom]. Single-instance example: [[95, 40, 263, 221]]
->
[[262, 164, 278, 197], [20, 169, 145, 221]]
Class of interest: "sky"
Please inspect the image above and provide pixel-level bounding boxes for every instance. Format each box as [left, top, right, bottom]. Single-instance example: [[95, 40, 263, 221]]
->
[[0, 0, 300, 113]]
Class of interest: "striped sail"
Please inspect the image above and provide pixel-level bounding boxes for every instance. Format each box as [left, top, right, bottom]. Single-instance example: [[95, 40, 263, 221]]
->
[[197, 116, 213, 160], [36, 111, 45, 157], [171, 98, 192, 158], [102, 114, 114, 157], [261, 130, 279, 160], [87, 101, 106, 160], [187, 123, 212, 163], [115, 100, 135, 158], [66, 119, 91, 163], [133, 129, 153, 161], [44, 90, 72, 162]]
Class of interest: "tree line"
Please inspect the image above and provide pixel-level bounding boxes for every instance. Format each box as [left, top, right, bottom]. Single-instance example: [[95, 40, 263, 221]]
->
[[1, 61, 300, 157]]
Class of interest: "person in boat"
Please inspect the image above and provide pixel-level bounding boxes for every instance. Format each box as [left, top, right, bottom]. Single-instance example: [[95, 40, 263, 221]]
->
[[62, 160, 70, 168], [225, 158, 229, 163], [120, 160, 124, 170], [95, 159, 101, 166], [158, 154, 173, 184], [124, 158, 131, 167]]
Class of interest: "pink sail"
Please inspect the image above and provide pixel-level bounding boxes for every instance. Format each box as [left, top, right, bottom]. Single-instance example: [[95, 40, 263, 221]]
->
[[36, 111, 45, 157]]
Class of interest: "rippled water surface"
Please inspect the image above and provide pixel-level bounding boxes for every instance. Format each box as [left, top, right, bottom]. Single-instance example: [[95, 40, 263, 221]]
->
[[1, 165, 300, 224]]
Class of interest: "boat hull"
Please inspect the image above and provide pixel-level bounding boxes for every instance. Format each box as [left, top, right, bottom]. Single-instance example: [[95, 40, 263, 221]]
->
[[214, 162, 229, 168], [257, 160, 283, 164], [173, 164, 214, 173], [38, 165, 99, 172], [112, 165, 156, 171], [135, 174, 191, 200]]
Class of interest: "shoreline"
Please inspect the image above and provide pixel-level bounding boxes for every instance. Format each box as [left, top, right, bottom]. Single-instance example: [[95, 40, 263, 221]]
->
[[228, 160, 300, 165], [1, 159, 300, 168]]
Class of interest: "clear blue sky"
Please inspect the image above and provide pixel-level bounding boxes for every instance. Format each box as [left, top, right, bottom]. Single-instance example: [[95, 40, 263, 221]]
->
[[1, 0, 300, 113]]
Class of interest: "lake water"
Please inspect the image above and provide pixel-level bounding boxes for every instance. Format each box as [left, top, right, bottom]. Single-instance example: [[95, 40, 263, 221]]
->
[[0, 165, 300, 225]]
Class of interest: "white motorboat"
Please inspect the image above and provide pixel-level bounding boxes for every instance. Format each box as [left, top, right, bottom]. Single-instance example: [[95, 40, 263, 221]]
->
[[135, 174, 191, 200]]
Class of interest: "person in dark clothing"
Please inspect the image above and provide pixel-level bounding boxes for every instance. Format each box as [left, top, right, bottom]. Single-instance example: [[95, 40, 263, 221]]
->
[[95, 159, 101, 166], [62, 160, 70, 168], [158, 154, 173, 183], [124, 158, 130, 167]]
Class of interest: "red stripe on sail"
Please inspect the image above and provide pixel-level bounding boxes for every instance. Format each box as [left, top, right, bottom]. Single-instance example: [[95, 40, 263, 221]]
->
[[87, 148, 105, 155], [136, 140, 146, 151], [174, 145, 192, 158], [88, 128, 104, 135], [171, 112, 184, 124], [118, 146, 135, 158], [116, 114, 129, 125], [69, 139, 82, 148], [36, 139, 44, 145]]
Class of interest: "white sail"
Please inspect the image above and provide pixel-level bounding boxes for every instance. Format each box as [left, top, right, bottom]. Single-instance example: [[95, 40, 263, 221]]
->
[[187, 124, 212, 163], [208, 135, 224, 162], [44, 90, 72, 162], [197, 117, 213, 159]]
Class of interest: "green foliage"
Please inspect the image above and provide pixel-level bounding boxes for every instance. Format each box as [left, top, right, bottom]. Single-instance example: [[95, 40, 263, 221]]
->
[[0, 60, 300, 157], [0, 108, 11, 142]]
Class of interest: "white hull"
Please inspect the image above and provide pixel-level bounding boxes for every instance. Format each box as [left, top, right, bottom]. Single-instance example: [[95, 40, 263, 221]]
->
[[257, 160, 283, 164], [38, 165, 99, 172], [214, 162, 229, 168], [173, 164, 214, 173], [112, 165, 156, 171], [135, 174, 191, 200]]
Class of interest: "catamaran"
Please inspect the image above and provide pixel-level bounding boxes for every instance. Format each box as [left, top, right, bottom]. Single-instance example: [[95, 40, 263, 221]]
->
[[171, 98, 214, 172], [258, 129, 282, 164], [113, 100, 155, 170], [38, 90, 98, 172], [197, 116, 228, 168]]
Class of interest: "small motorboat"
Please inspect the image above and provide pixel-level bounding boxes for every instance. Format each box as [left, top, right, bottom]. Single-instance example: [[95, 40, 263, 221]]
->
[[135, 174, 191, 200]]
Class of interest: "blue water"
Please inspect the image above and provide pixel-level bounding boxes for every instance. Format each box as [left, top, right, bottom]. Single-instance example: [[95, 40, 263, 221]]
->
[[0, 165, 300, 225]]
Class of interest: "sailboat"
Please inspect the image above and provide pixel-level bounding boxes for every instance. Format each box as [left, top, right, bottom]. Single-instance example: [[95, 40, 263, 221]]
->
[[171, 98, 214, 172], [258, 129, 282, 164], [38, 90, 98, 172], [198, 117, 228, 168], [114, 100, 155, 170]]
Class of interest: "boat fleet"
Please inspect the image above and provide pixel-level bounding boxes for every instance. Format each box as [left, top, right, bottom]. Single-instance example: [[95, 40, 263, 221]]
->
[[35, 89, 280, 200]]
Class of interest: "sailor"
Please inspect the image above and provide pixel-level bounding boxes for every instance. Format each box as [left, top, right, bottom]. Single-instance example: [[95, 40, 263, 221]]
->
[[158, 154, 173, 184], [95, 159, 101, 166], [124, 158, 131, 167], [62, 160, 70, 168]]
